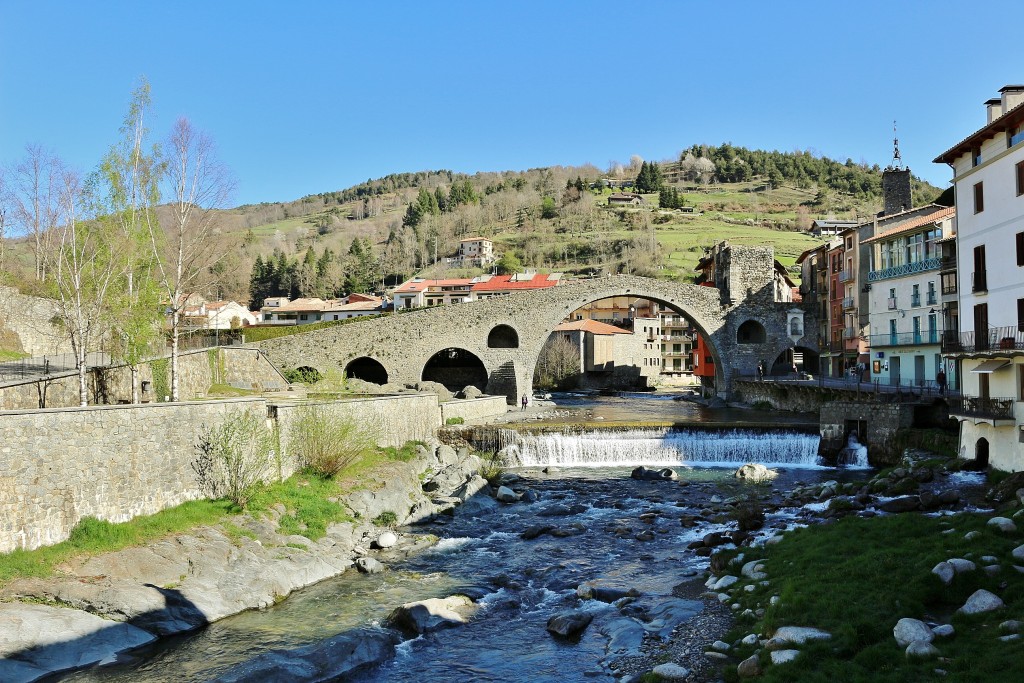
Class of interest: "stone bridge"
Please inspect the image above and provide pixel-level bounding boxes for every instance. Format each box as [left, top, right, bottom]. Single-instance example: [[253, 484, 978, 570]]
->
[[254, 247, 815, 403]]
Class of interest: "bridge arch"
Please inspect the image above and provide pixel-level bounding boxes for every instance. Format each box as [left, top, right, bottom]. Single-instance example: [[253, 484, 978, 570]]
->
[[254, 272, 801, 401], [422, 347, 488, 392], [487, 324, 519, 348], [344, 356, 389, 385]]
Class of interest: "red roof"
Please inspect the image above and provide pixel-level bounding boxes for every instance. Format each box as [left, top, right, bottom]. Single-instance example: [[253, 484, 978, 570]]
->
[[553, 319, 631, 335], [394, 278, 475, 294], [471, 273, 561, 291], [861, 207, 955, 245]]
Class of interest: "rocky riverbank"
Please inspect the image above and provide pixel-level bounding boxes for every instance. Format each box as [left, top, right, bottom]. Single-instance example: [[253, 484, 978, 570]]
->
[[0, 442, 483, 682]]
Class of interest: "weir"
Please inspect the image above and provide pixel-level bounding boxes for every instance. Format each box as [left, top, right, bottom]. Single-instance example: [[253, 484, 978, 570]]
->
[[488, 426, 825, 468]]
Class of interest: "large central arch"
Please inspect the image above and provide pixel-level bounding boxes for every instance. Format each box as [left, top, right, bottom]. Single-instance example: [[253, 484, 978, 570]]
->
[[254, 272, 809, 404]]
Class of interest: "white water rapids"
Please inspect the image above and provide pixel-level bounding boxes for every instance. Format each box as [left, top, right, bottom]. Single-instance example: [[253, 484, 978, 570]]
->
[[503, 427, 824, 468]]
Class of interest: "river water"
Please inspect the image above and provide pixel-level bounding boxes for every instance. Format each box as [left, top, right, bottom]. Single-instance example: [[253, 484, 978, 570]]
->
[[65, 395, 859, 682]]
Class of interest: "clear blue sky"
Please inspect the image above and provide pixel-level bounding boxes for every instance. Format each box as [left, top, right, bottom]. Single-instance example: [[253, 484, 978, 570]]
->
[[2, 1, 1021, 206]]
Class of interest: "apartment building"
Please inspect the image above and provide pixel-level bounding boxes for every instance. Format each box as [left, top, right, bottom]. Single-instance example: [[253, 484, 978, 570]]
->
[[862, 206, 956, 387], [934, 85, 1024, 471]]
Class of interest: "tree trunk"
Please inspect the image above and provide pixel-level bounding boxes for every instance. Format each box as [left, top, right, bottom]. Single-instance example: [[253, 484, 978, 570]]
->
[[171, 310, 180, 401], [77, 353, 88, 407], [130, 364, 139, 404]]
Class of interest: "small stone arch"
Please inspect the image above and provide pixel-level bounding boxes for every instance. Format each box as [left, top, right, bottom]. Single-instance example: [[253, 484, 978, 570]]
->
[[344, 357, 389, 385], [487, 324, 519, 348], [287, 366, 323, 384], [975, 437, 990, 468], [737, 319, 767, 344], [422, 347, 488, 392]]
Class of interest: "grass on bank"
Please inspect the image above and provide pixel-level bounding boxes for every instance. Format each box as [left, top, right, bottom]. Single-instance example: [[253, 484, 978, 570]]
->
[[0, 349, 31, 362], [0, 440, 431, 588], [721, 512, 1024, 683]]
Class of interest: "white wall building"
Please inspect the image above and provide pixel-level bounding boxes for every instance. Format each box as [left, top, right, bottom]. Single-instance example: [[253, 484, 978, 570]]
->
[[935, 85, 1024, 471], [863, 206, 955, 388]]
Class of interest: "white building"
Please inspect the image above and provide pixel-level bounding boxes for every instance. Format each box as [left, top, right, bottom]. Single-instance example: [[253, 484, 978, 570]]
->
[[934, 84, 1024, 471], [446, 237, 495, 267], [862, 206, 955, 388]]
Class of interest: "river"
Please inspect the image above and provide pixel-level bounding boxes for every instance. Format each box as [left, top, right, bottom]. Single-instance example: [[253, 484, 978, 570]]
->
[[64, 395, 859, 682]]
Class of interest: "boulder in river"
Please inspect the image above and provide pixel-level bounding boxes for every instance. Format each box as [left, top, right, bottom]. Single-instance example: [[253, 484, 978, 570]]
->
[[545, 609, 594, 639], [355, 557, 385, 574], [496, 486, 519, 503], [373, 531, 398, 549], [734, 463, 778, 483], [386, 595, 478, 636], [630, 466, 678, 481]]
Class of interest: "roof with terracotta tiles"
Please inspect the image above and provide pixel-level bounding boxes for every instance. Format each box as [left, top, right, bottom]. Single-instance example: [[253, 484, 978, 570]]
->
[[934, 99, 1024, 164], [861, 206, 956, 245], [553, 319, 631, 335]]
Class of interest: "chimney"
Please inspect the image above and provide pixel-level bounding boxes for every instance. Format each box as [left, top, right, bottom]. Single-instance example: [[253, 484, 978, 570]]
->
[[986, 98, 1004, 123], [1001, 85, 1024, 115], [881, 167, 912, 217]]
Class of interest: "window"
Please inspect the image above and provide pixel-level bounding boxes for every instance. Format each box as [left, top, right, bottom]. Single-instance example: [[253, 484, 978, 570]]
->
[[889, 319, 898, 345], [1019, 366, 1024, 402], [1018, 232, 1024, 266], [973, 245, 987, 292], [1017, 161, 1024, 196], [973, 148, 982, 167], [1019, 298, 1024, 331], [927, 281, 937, 305], [912, 284, 921, 307], [974, 182, 984, 213], [907, 233, 924, 264], [925, 228, 941, 258], [974, 303, 989, 350]]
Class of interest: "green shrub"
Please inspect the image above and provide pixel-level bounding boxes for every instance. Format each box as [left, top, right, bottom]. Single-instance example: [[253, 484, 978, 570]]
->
[[282, 366, 322, 384], [372, 511, 398, 527], [193, 410, 277, 507], [479, 452, 504, 487], [445, 416, 465, 425], [288, 404, 375, 478], [752, 400, 773, 411]]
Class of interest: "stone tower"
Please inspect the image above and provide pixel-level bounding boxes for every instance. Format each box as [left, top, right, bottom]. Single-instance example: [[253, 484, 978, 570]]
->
[[882, 121, 912, 216], [882, 168, 912, 216]]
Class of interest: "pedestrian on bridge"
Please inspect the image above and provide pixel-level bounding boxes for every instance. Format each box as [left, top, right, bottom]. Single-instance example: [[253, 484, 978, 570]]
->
[[937, 368, 947, 395], [521, 394, 528, 411]]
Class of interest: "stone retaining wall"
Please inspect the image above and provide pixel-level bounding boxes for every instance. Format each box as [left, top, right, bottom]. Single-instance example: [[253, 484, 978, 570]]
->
[[0, 286, 70, 356], [819, 401, 915, 466], [273, 394, 441, 451], [0, 393, 467, 553], [440, 396, 510, 425], [0, 347, 288, 410], [0, 398, 267, 553]]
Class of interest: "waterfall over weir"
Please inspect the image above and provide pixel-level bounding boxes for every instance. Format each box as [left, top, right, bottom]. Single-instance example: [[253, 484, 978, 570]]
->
[[501, 427, 824, 469]]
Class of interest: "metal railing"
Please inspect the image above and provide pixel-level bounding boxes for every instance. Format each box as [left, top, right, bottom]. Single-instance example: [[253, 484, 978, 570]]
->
[[944, 326, 1024, 353], [842, 296, 856, 310], [868, 257, 941, 282], [869, 331, 939, 347], [942, 282, 957, 295], [0, 352, 112, 384], [927, 292, 938, 306], [947, 396, 1015, 420], [843, 327, 858, 339], [839, 270, 854, 283], [911, 293, 922, 307]]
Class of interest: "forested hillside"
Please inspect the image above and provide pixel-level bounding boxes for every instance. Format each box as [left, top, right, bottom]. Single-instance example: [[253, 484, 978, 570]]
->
[[3, 146, 943, 306]]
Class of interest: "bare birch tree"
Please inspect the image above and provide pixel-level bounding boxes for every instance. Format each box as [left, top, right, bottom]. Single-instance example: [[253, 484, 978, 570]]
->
[[11, 144, 61, 282], [47, 164, 121, 406], [151, 117, 233, 401]]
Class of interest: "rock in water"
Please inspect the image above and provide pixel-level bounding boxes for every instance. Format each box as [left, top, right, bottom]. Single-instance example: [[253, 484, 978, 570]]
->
[[0, 603, 156, 681], [355, 557, 385, 574], [630, 466, 678, 481], [893, 618, 934, 647], [734, 463, 778, 483], [386, 596, 478, 636], [211, 627, 400, 682], [496, 486, 519, 503], [546, 610, 594, 639]]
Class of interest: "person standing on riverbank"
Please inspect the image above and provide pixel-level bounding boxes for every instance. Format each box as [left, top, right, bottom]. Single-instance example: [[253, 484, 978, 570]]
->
[[937, 368, 947, 395], [521, 394, 528, 410]]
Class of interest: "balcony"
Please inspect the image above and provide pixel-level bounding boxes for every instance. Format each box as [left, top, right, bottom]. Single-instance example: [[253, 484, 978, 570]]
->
[[910, 293, 921, 307], [947, 396, 1015, 423], [940, 256, 957, 272], [944, 326, 1024, 353], [868, 257, 941, 283], [870, 331, 939, 347], [843, 327, 858, 339], [842, 296, 856, 310], [942, 282, 957, 295], [927, 291, 938, 306], [839, 270, 854, 283]]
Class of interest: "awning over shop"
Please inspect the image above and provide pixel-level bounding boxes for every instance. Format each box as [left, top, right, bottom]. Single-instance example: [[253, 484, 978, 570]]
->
[[971, 360, 1011, 373]]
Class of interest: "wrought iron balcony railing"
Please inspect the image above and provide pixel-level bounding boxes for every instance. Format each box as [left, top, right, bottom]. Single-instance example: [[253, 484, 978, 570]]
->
[[870, 331, 939, 347], [947, 396, 1015, 421], [842, 296, 856, 310], [839, 270, 854, 283], [943, 326, 1024, 353], [868, 257, 941, 282]]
